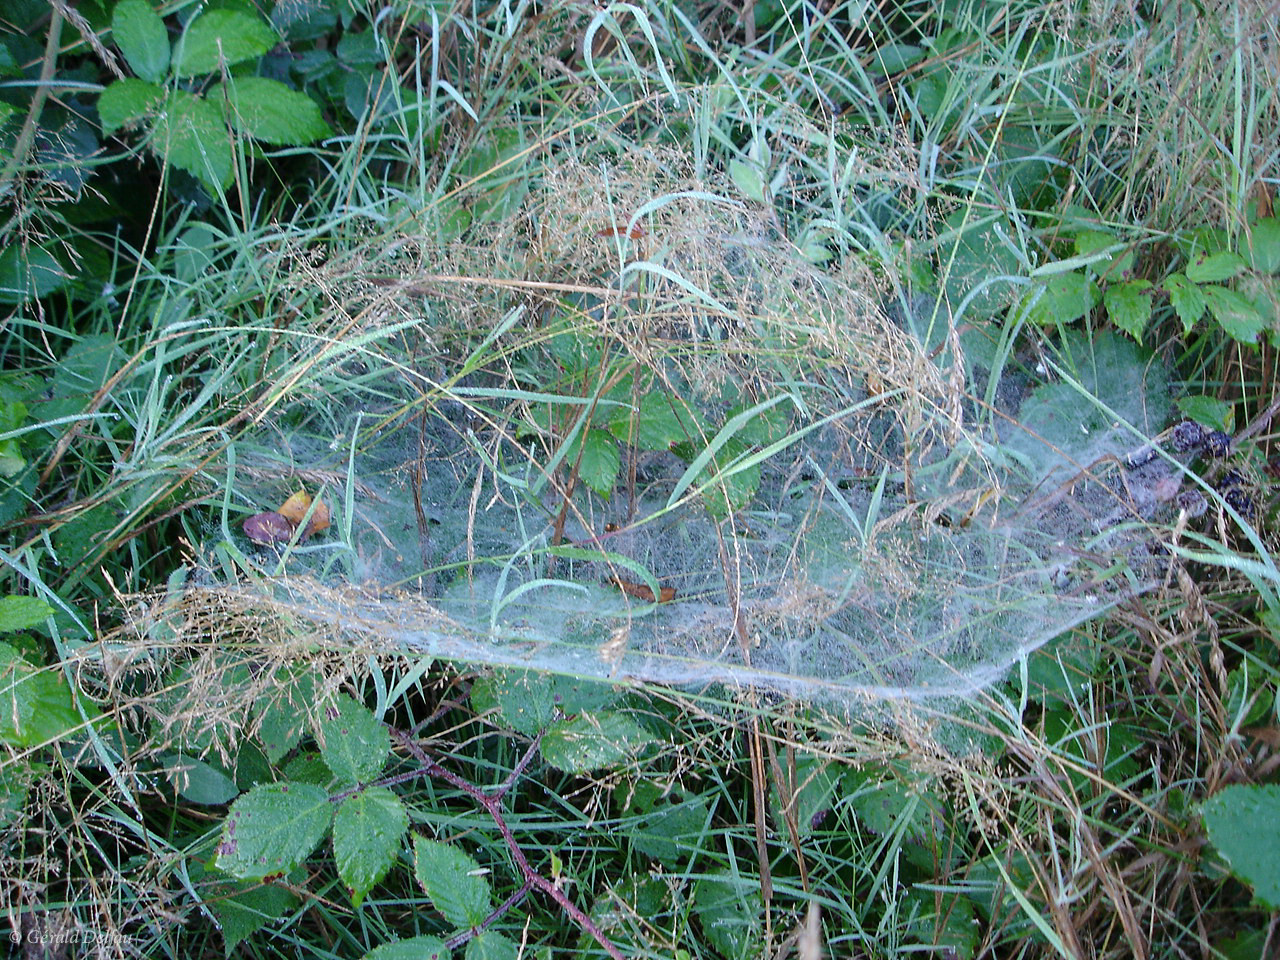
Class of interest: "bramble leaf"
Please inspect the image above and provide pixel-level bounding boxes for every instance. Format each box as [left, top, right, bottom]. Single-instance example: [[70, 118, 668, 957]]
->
[[215, 782, 332, 880], [174, 10, 276, 76], [412, 836, 492, 927], [1202, 285, 1269, 343], [317, 694, 390, 785], [541, 710, 654, 773], [334, 787, 407, 907], [111, 0, 170, 82], [214, 77, 331, 144], [1165, 273, 1206, 331], [1203, 784, 1280, 909], [1104, 279, 1153, 341]]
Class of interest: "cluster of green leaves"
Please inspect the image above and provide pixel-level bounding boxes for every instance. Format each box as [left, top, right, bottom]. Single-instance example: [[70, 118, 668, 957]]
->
[[101, 0, 331, 190], [1014, 214, 1280, 345]]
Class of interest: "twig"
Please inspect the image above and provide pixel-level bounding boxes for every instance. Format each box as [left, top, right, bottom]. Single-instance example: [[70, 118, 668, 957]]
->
[[389, 728, 626, 960]]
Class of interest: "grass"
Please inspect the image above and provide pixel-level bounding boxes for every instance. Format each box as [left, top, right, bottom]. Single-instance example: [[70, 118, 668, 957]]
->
[[1, 0, 1279, 957]]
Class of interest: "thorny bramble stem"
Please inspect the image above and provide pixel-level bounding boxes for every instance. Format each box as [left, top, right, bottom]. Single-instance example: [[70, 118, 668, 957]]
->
[[389, 728, 625, 960]]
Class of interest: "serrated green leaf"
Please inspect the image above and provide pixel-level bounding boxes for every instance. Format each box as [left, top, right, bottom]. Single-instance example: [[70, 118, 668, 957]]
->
[[1186, 250, 1247, 284], [939, 209, 1023, 320], [208, 880, 298, 954], [363, 937, 451, 960], [1176, 395, 1234, 432], [151, 89, 234, 188], [541, 710, 654, 774], [465, 932, 519, 960], [1020, 270, 1100, 326], [215, 782, 332, 880], [724, 400, 792, 446], [0, 643, 89, 748], [214, 77, 331, 144], [334, 787, 407, 907], [692, 872, 762, 959], [1202, 784, 1280, 908], [729, 159, 766, 203], [1165, 272, 1206, 331], [317, 694, 389, 784], [1246, 217, 1280, 274], [412, 836, 491, 927], [0, 244, 70, 304], [1103, 279, 1153, 341], [626, 782, 710, 863], [1203, 285, 1270, 343], [1074, 229, 1134, 279], [111, 0, 170, 82], [769, 756, 840, 838], [470, 670, 617, 736], [0, 596, 52, 633], [1001, 329, 1170, 484], [607, 392, 701, 451], [565, 428, 619, 497], [164, 753, 239, 805], [253, 670, 317, 764], [173, 9, 276, 76], [903, 889, 978, 960], [676, 437, 760, 521]]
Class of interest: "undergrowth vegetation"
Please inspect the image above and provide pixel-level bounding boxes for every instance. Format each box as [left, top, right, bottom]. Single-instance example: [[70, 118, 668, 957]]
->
[[1, 0, 1279, 957]]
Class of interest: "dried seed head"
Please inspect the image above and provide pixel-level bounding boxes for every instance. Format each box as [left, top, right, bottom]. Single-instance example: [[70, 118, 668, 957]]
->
[[1176, 489, 1208, 518], [1204, 430, 1232, 457], [1171, 420, 1206, 453]]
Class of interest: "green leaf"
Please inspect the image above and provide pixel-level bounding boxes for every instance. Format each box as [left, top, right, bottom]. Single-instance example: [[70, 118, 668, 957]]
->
[[0, 644, 88, 748], [151, 89, 234, 188], [0, 400, 28, 477], [724, 400, 792, 446], [769, 756, 841, 837], [565, 428, 620, 497], [164, 753, 239, 805], [470, 669, 617, 737], [674, 437, 761, 521], [1073, 229, 1134, 279], [728, 159, 766, 203], [0, 596, 52, 633], [903, 889, 978, 960], [455, 128, 529, 224], [173, 9, 277, 76], [939, 209, 1023, 320], [1165, 272, 1206, 331], [1202, 784, 1280, 908], [465, 932, 519, 960], [626, 782, 711, 863], [208, 880, 298, 954], [412, 836, 492, 927], [1246, 217, 1280, 274], [214, 77, 331, 144], [317, 694, 390, 785], [0, 244, 70, 304], [1203, 285, 1270, 343], [607, 392, 702, 451], [541, 710, 654, 774], [1176, 395, 1234, 432], [1185, 250, 1247, 284], [363, 937, 451, 960], [111, 0, 170, 82], [334, 787, 408, 907], [692, 872, 762, 959], [1019, 270, 1100, 326], [0, 759, 41, 833], [215, 782, 333, 880], [1103, 279, 1153, 341], [254, 669, 317, 763]]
